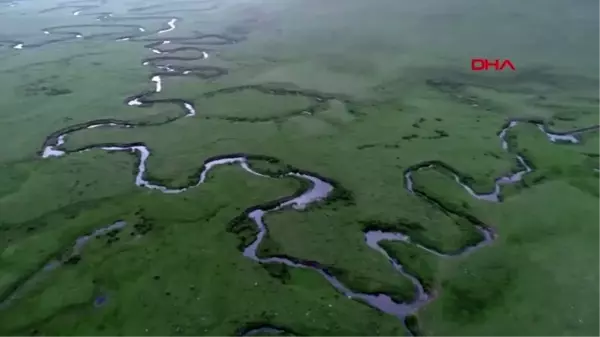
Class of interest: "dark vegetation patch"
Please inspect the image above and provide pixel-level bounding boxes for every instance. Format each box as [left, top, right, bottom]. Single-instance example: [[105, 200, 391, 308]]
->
[[361, 219, 425, 239], [402, 134, 419, 140], [425, 79, 482, 106], [553, 111, 578, 122], [505, 171, 548, 194], [227, 215, 260, 252], [412, 117, 426, 128], [582, 154, 600, 171], [356, 143, 377, 150], [19, 76, 72, 97], [247, 158, 289, 177], [0, 255, 57, 304], [405, 314, 422, 336], [379, 241, 437, 293], [425, 79, 464, 93], [408, 161, 479, 191], [0, 195, 129, 246], [227, 214, 291, 283], [534, 106, 598, 129], [259, 263, 291, 284], [411, 189, 486, 251], [323, 181, 355, 207], [58, 222, 127, 266], [1, 52, 105, 74], [327, 265, 414, 304], [440, 254, 515, 324], [63, 255, 82, 265], [0, 163, 29, 199], [568, 176, 600, 198], [104, 226, 122, 245], [425, 129, 449, 140], [356, 142, 403, 149], [367, 163, 490, 253], [257, 236, 284, 257], [44, 88, 73, 96], [483, 151, 501, 159], [133, 210, 155, 236]]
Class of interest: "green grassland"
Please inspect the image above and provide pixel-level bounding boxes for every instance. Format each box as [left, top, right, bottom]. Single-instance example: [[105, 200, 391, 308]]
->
[[0, 0, 598, 335]]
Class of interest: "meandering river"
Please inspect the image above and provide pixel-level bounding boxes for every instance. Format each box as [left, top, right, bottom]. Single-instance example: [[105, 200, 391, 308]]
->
[[2, 0, 599, 334]]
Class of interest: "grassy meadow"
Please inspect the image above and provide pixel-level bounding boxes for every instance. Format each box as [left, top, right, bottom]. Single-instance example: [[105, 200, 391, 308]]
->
[[0, 0, 598, 335]]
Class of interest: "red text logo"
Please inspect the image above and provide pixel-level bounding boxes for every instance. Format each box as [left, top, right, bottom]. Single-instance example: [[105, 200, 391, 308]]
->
[[471, 59, 516, 71]]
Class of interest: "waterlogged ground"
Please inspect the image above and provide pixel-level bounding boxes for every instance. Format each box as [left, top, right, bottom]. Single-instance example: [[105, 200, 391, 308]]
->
[[0, 0, 598, 335]]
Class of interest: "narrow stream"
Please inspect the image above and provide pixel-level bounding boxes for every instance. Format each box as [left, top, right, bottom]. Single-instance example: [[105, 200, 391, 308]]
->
[[0, 221, 127, 309]]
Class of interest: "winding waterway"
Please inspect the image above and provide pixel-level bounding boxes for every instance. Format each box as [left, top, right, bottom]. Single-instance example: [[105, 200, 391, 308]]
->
[[3, 0, 599, 335]]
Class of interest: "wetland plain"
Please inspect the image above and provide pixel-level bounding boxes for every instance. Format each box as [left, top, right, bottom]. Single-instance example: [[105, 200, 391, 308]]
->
[[0, 0, 598, 335]]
